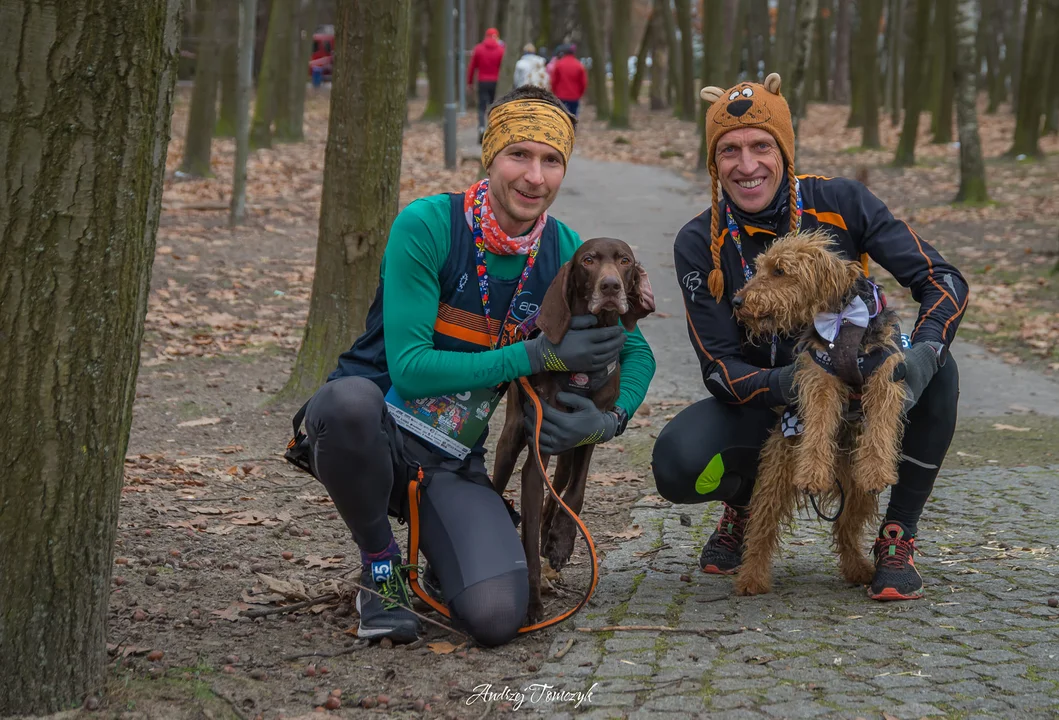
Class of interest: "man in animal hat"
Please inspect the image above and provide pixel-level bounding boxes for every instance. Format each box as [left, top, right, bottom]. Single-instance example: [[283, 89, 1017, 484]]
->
[[289, 86, 656, 646], [652, 73, 968, 601]]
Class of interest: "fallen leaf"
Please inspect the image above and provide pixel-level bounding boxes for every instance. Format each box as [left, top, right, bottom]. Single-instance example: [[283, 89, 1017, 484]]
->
[[177, 416, 221, 427], [254, 573, 310, 601], [992, 423, 1030, 432], [428, 641, 459, 655], [185, 506, 232, 515], [229, 511, 270, 525], [107, 643, 153, 658], [217, 445, 244, 454], [304, 555, 345, 569], [608, 524, 644, 540], [211, 602, 251, 621], [203, 524, 235, 535]]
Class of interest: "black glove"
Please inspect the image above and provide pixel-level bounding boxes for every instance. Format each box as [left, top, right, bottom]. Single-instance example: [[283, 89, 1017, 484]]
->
[[523, 315, 626, 374], [522, 391, 620, 456], [773, 362, 798, 405], [901, 341, 943, 412]]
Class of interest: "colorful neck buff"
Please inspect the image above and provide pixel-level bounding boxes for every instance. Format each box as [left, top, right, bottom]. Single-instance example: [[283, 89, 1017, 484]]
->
[[463, 178, 547, 256]]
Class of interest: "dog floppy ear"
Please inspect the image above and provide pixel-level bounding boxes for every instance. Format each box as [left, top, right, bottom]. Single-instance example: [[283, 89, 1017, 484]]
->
[[535, 262, 573, 344], [621, 264, 657, 332]]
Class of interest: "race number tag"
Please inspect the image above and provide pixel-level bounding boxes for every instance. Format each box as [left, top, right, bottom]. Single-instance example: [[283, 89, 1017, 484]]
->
[[384, 385, 502, 460]]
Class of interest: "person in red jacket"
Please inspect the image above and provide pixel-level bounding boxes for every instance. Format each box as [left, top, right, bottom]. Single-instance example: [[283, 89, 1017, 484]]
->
[[467, 28, 506, 143], [548, 45, 588, 117]]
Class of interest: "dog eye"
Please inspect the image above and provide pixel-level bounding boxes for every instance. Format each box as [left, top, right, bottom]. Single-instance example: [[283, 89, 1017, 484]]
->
[[620, 257, 631, 265], [582, 256, 594, 265], [772, 267, 785, 276]]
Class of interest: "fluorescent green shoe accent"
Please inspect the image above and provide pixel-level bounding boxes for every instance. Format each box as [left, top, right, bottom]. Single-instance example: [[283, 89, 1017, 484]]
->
[[695, 453, 725, 495]]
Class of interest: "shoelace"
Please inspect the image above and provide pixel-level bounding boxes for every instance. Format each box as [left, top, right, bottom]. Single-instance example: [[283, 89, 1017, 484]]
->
[[713, 507, 748, 552], [874, 536, 914, 570], [376, 564, 416, 610]]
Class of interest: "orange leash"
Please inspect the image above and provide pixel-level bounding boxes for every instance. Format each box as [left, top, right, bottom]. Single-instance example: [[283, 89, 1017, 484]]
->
[[405, 376, 600, 634]]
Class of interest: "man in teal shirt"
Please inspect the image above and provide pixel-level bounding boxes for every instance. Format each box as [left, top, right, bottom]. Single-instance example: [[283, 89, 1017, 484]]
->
[[297, 86, 655, 646]]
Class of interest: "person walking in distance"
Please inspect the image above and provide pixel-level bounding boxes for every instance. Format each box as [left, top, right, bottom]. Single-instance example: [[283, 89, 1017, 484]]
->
[[549, 45, 588, 117], [468, 27, 506, 144]]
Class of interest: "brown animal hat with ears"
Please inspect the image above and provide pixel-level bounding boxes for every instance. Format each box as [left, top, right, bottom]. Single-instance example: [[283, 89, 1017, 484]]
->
[[700, 72, 797, 302]]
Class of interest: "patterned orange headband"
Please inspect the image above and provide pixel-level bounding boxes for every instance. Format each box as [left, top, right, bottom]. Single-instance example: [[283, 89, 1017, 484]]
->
[[481, 100, 575, 169]]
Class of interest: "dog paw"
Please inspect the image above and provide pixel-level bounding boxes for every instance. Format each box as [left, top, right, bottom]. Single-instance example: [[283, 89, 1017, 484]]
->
[[840, 557, 876, 586], [734, 575, 772, 596], [543, 513, 577, 571], [526, 598, 545, 626], [793, 473, 833, 496], [855, 473, 896, 495]]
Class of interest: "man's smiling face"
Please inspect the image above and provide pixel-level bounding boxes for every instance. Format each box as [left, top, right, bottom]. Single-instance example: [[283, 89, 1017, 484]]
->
[[715, 127, 784, 214], [487, 140, 566, 235]]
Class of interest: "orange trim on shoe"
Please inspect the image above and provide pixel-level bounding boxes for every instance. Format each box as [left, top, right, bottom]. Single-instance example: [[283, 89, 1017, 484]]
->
[[869, 586, 924, 601], [701, 564, 738, 576]]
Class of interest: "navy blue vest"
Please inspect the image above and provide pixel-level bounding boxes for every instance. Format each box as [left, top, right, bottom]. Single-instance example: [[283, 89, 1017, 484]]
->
[[329, 191, 562, 405]]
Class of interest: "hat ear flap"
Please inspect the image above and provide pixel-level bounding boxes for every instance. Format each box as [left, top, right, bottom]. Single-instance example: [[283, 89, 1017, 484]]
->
[[763, 73, 782, 95], [700, 86, 725, 103]]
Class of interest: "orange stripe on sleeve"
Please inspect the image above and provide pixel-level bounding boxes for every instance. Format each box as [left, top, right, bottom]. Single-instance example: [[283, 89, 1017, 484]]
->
[[803, 208, 849, 230], [433, 318, 492, 347]]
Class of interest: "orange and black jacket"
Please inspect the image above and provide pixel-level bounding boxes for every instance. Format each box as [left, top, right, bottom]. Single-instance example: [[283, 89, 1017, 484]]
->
[[673, 174, 969, 408]]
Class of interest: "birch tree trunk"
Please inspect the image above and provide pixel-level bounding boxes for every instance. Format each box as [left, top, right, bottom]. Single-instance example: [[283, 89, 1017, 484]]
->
[[954, 0, 988, 201], [0, 1, 182, 713], [279, 0, 411, 400], [893, 0, 932, 165], [231, 0, 258, 226]]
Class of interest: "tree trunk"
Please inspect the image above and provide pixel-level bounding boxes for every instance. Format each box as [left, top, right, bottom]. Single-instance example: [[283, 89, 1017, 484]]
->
[[216, 1, 240, 137], [675, 0, 696, 120], [232, 0, 258, 225], [649, 13, 667, 110], [423, 0, 446, 119], [497, 0, 527, 96], [630, 8, 655, 103], [930, 0, 956, 143], [746, 0, 770, 81], [849, 2, 865, 126], [774, 0, 795, 79], [954, 0, 988, 201], [279, 0, 315, 143], [610, 0, 633, 126], [859, 0, 884, 147], [831, 0, 851, 102], [408, 0, 422, 97], [893, 0, 932, 165], [1009, 0, 1055, 156], [181, 0, 220, 176], [1044, 40, 1059, 133], [1010, 0, 1027, 109], [0, 1, 181, 714], [983, 0, 1004, 112], [656, 0, 682, 115], [789, 0, 820, 146], [539, 0, 552, 47], [887, 0, 904, 126], [698, 0, 725, 169], [578, 0, 611, 119], [727, 0, 746, 81], [814, 0, 833, 102], [279, 0, 411, 400], [251, 0, 290, 147], [272, 0, 299, 141]]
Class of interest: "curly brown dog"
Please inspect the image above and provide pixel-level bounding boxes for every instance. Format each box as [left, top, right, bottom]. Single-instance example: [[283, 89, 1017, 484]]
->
[[491, 237, 654, 623], [730, 229, 908, 596]]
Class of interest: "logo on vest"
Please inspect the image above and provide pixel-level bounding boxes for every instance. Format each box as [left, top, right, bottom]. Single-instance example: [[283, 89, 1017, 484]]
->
[[458, 272, 469, 292], [475, 400, 491, 420], [570, 373, 590, 388]]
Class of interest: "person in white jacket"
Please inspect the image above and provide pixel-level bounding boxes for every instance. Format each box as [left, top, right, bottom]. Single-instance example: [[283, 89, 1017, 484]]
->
[[513, 44, 550, 90]]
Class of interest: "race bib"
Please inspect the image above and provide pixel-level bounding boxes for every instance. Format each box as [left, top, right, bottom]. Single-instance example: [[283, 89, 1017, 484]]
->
[[384, 385, 502, 460]]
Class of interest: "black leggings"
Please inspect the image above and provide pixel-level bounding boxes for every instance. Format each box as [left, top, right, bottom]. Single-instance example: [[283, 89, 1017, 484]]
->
[[304, 377, 528, 647], [651, 358, 960, 536], [477, 81, 497, 130]]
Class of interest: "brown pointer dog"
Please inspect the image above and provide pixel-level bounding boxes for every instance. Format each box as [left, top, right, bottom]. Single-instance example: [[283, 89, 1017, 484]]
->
[[491, 238, 655, 624]]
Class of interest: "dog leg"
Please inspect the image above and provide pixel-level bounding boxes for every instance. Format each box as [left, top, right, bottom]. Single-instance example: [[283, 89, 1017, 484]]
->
[[793, 362, 847, 496], [735, 432, 799, 596], [544, 445, 593, 571], [491, 386, 527, 496], [853, 353, 907, 495], [832, 458, 878, 585], [521, 453, 550, 625], [541, 451, 575, 537]]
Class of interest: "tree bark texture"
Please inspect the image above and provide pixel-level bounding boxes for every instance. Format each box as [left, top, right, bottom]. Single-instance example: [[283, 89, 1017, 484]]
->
[[887, 0, 904, 126], [281, 0, 316, 143], [675, 0, 696, 120], [774, 0, 795, 79], [847, 0, 863, 126], [726, 0, 746, 81], [1010, 0, 1027, 109], [271, 0, 299, 141], [423, 0, 445, 119], [497, 0, 527, 96], [1044, 39, 1059, 133], [408, 0, 422, 97], [578, 0, 611, 119], [982, 0, 1004, 112], [181, 0, 220, 176], [788, 0, 819, 145], [216, 0, 240, 137], [859, 0, 883, 147], [930, 0, 956, 143], [1009, 0, 1057, 156], [746, 0, 771, 80], [610, 0, 633, 126], [251, 0, 289, 147], [832, 0, 852, 102], [538, 0, 552, 48], [812, 0, 832, 103], [0, 1, 182, 713], [280, 0, 410, 400], [656, 0, 682, 115], [630, 7, 655, 103], [954, 0, 988, 201], [649, 13, 667, 110], [231, 0, 258, 225], [893, 0, 931, 165]]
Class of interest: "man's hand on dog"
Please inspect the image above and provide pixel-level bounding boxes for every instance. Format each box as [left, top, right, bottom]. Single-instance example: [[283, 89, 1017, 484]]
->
[[522, 391, 619, 456], [524, 314, 626, 375]]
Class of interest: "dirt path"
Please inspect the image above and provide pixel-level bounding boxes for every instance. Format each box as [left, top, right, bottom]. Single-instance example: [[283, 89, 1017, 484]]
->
[[83, 123, 1059, 720]]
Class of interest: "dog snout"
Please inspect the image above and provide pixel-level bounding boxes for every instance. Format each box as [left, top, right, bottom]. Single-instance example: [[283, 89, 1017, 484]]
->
[[600, 274, 622, 295], [732, 295, 745, 309]]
